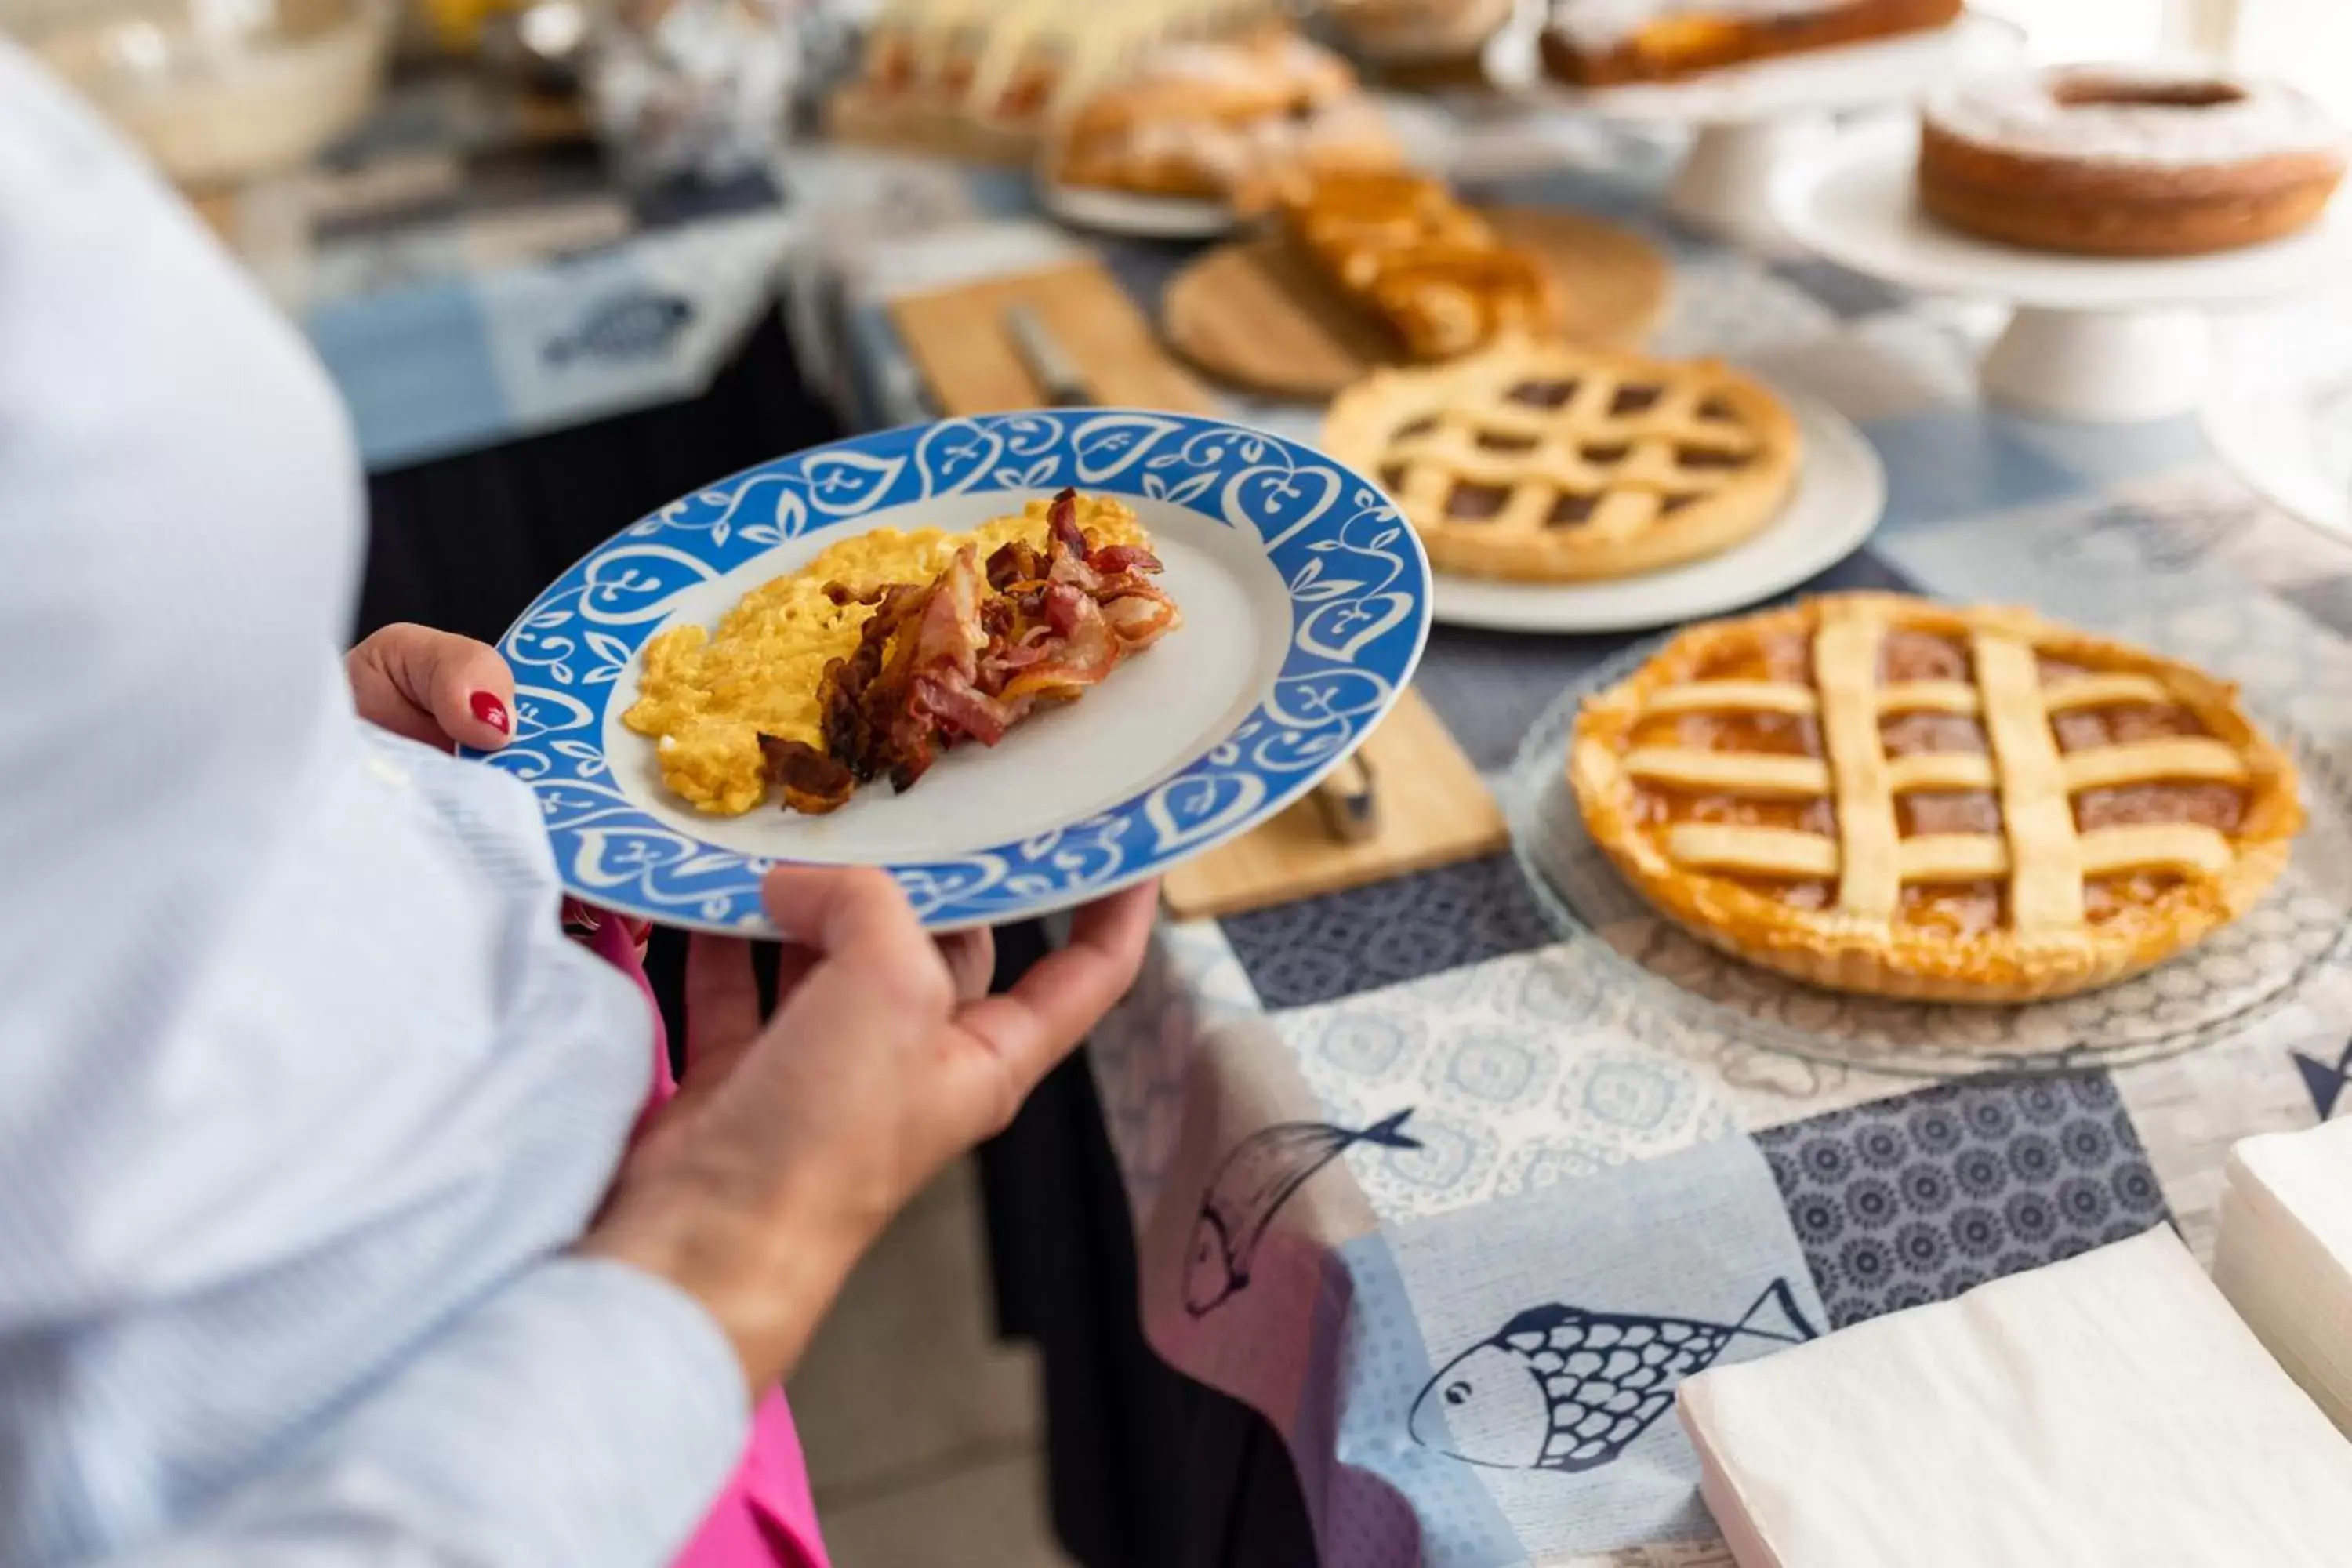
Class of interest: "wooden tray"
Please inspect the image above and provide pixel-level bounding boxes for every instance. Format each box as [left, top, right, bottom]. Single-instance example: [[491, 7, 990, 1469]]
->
[[887, 256, 1506, 918], [1162, 205, 1671, 401]]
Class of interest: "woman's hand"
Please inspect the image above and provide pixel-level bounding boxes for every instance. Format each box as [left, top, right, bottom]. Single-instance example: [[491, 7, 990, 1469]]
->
[[579, 866, 1157, 1393], [347, 623, 515, 751], [347, 626, 644, 944]]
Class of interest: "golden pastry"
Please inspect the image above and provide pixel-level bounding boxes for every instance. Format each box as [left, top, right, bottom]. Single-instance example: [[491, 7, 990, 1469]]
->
[[1918, 65, 2350, 258], [846, 0, 1292, 133], [1323, 337, 1798, 581], [1540, 0, 1962, 87], [1277, 170, 1562, 360], [1570, 593, 2304, 1001], [1051, 29, 1401, 209]]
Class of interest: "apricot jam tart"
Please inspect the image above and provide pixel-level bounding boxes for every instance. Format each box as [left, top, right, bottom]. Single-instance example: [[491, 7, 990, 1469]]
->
[[1570, 593, 2303, 1001]]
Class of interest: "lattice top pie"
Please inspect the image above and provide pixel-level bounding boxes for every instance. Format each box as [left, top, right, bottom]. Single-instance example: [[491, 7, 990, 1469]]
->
[[1323, 337, 1798, 582], [1571, 594, 2303, 1002]]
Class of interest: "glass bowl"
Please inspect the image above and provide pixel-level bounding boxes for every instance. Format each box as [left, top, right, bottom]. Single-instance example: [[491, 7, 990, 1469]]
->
[[22, 0, 392, 187]]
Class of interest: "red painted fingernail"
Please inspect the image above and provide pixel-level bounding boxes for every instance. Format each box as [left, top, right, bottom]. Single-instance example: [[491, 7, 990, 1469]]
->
[[470, 691, 510, 735]]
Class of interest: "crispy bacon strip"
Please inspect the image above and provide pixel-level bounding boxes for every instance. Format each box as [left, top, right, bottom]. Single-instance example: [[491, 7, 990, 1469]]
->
[[1046, 486, 1089, 560], [757, 735, 857, 815], [1000, 591, 1119, 704], [1090, 543, 1163, 576], [1102, 593, 1180, 648], [985, 539, 1043, 591], [774, 490, 1185, 813]]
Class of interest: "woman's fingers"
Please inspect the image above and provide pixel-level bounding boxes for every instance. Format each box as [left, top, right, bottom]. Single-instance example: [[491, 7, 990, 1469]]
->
[[347, 624, 514, 751], [684, 934, 763, 1079], [770, 941, 823, 1007], [760, 866, 949, 1000], [953, 881, 1157, 1101], [937, 927, 996, 1004], [592, 876, 1156, 1392]]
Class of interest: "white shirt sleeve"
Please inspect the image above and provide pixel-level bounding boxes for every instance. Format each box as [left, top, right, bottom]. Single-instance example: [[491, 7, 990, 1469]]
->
[[0, 40, 752, 1568], [112, 1261, 750, 1567]]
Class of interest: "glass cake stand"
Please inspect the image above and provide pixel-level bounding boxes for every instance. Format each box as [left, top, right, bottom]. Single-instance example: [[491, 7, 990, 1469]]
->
[[1504, 641, 2352, 1079]]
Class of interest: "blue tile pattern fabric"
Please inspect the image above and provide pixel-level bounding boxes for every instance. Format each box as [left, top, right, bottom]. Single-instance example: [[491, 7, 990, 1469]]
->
[[1755, 1076, 2169, 1330], [790, 122, 2352, 1568], [1223, 854, 1554, 1011], [1861, 407, 2093, 532]]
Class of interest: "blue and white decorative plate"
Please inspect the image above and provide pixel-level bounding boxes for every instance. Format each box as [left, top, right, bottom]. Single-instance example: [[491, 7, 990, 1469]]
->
[[478, 409, 1432, 932]]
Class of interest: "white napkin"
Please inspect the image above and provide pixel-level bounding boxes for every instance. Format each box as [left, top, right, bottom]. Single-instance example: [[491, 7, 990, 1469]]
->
[[1675, 1225, 2352, 1567], [2215, 1116, 2352, 1437]]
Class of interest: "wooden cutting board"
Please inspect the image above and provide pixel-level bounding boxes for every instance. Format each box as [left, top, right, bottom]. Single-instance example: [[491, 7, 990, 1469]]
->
[[890, 260, 1214, 416], [887, 258, 1508, 918], [1159, 685, 1508, 922], [1163, 205, 1671, 401]]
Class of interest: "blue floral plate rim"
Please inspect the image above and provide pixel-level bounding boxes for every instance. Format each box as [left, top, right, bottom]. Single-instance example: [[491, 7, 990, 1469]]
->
[[470, 407, 1433, 932]]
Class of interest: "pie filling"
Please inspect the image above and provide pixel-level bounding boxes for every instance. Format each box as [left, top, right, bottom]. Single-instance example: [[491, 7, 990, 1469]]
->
[[1623, 627, 2252, 937], [1446, 481, 1512, 519], [1508, 379, 1579, 407]]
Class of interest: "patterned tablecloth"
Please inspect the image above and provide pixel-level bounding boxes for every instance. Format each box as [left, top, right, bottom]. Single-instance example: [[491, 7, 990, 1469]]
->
[[782, 128, 2352, 1567]]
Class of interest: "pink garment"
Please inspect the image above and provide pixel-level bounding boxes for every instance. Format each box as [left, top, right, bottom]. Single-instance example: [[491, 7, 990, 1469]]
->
[[579, 912, 832, 1568]]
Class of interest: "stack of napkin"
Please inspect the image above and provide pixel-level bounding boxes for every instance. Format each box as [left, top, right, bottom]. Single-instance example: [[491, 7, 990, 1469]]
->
[[2214, 1116, 2352, 1436], [1676, 1225, 2352, 1566]]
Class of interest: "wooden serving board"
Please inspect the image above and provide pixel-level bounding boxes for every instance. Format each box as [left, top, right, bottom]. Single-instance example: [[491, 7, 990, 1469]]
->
[[1159, 689, 1509, 921], [889, 260, 1215, 416], [1162, 205, 1671, 401], [887, 257, 1507, 919]]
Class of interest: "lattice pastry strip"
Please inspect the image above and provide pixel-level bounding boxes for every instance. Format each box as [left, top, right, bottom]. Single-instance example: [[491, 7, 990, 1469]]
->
[[1567, 592, 2306, 1003], [1323, 337, 1801, 583], [1621, 737, 2251, 797], [1622, 600, 2259, 927], [1665, 822, 2239, 881]]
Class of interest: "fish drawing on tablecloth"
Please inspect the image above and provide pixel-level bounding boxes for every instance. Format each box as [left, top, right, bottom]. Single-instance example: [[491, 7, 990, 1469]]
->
[[1184, 1109, 1421, 1318], [2292, 1034, 2352, 1120], [1410, 1279, 1817, 1472]]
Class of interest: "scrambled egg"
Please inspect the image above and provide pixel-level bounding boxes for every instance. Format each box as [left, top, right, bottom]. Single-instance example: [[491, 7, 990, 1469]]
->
[[624, 493, 1151, 815]]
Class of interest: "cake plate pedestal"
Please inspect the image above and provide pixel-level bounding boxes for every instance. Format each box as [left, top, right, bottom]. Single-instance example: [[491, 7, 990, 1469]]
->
[[1775, 123, 2352, 422], [1486, 9, 2022, 250]]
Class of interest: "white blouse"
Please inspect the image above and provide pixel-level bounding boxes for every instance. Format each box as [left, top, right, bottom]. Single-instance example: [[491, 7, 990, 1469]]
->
[[0, 42, 745, 1566]]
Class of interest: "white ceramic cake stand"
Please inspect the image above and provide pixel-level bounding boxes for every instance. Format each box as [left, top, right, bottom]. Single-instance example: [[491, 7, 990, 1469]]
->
[[1775, 122, 2352, 422], [1485, 9, 2022, 249]]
